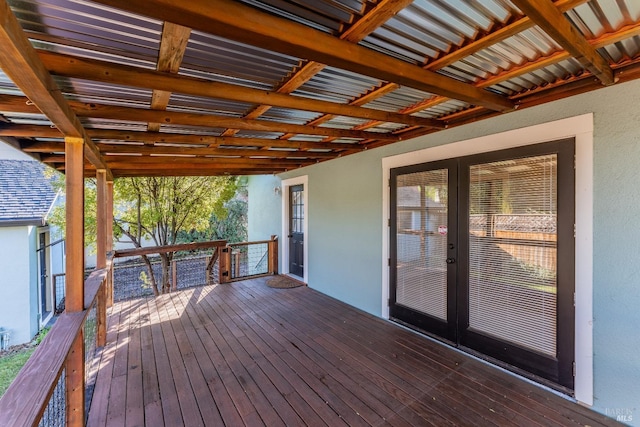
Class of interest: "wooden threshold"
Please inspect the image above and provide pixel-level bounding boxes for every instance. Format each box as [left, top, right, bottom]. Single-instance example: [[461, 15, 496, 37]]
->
[[87, 278, 620, 426]]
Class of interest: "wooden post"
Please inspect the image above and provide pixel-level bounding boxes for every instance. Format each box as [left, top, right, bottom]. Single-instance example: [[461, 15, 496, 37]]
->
[[96, 170, 107, 269], [106, 180, 114, 307], [233, 251, 240, 278], [219, 247, 230, 284], [268, 235, 278, 275], [64, 136, 85, 427], [97, 283, 106, 347], [172, 259, 177, 291], [64, 137, 85, 312], [66, 330, 85, 426]]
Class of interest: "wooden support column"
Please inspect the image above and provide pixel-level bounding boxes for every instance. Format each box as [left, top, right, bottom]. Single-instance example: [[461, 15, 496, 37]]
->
[[106, 180, 114, 307], [96, 170, 107, 269], [65, 136, 85, 312], [64, 136, 85, 426]]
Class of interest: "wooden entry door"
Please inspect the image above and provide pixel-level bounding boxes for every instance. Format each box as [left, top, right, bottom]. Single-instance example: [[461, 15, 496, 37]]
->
[[390, 140, 575, 391], [288, 184, 304, 278]]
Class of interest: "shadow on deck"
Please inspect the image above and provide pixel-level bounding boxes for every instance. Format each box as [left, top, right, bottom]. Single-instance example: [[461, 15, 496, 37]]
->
[[87, 277, 619, 426]]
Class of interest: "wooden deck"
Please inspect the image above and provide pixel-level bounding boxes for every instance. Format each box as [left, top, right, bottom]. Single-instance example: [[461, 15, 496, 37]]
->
[[87, 277, 619, 427]]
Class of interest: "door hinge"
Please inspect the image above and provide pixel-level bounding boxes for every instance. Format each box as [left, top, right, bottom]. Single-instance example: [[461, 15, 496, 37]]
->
[[574, 223, 576, 238], [574, 292, 576, 307], [388, 218, 391, 227], [573, 361, 576, 377], [387, 298, 391, 307], [388, 258, 391, 266]]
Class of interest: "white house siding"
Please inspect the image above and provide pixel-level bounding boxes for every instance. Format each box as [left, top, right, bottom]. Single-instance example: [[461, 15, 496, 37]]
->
[[248, 77, 640, 424], [0, 226, 38, 345]]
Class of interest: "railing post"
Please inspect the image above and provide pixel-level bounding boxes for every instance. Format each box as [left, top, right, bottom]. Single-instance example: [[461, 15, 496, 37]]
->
[[172, 259, 177, 291], [219, 247, 231, 284], [234, 251, 240, 278], [269, 235, 278, 275], [66, 329, 85, 426], [97, 281, 107, 347]]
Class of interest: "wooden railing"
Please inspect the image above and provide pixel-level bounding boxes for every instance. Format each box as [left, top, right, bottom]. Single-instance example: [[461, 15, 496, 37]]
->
[[0, 258, 112, 427], [220, 235, 278, 283], [0, 238, 278, 426]]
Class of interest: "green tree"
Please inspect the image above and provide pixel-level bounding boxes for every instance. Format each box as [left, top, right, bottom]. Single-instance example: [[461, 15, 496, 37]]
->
[[49, 174, 237, 295], [177, 184, 248, 244]]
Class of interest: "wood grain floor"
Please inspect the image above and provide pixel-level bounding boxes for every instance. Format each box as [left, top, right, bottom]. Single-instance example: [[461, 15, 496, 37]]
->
[[87, 277, 620, 426]]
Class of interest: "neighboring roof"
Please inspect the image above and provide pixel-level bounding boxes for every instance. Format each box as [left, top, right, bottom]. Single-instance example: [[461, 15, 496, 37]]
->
[[0, 160, 57, 226], [0, 1, 639, 177]]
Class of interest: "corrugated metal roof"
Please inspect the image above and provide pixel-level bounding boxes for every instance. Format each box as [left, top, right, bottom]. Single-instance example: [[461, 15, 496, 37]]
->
[[1, 0, 639, 176]]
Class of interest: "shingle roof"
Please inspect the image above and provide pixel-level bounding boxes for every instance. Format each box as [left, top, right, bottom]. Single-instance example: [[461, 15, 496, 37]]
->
[[0, 160, 57, 225]]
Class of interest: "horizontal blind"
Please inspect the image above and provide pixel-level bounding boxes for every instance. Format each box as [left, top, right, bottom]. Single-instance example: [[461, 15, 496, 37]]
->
[[396, 169, 448, 321], [468, 154, 558, 356]]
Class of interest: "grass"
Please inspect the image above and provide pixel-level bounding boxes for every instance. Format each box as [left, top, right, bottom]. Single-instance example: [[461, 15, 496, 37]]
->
[[0, 327, 50, 398], [0, 348, 36, 397]]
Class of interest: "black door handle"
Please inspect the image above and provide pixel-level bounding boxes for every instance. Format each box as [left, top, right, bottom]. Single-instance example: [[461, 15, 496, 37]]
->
[[446, 258, 456, 264]]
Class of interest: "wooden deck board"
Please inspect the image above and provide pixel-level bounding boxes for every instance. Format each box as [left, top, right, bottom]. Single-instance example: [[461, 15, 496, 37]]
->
[[87, 278, 622, 427]]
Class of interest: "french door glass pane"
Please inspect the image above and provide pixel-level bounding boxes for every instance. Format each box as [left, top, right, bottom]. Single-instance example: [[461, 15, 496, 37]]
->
[[396, 169, 448, 321], [468, 154, 558, 356]]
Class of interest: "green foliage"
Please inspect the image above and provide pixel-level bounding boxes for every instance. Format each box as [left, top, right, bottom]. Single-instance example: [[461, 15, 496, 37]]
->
[[177, 185, 248, 244], [114, 176, 237, 248], [47, 171, 98, 252]]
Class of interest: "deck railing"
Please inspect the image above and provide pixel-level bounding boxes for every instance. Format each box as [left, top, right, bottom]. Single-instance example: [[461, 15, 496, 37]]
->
[[221, 236, 278, 283], [0, 237, 278, 426], [0, 258, 112, 427]]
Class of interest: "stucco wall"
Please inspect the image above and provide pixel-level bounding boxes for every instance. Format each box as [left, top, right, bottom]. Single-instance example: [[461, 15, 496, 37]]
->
[[248, 78, 640, 423], [0, 226, 37, 345]]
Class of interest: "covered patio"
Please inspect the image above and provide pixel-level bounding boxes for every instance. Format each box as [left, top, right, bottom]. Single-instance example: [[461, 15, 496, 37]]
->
[[88, 277, 618, 426]]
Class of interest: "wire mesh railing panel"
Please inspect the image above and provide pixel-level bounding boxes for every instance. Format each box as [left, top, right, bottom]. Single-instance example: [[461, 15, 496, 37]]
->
[[113, 248, 222, 301], [37, 369, 66, 427], [229, 242, 269, 280], [84, 304, 99, 421], [53, 274, 66, 314]]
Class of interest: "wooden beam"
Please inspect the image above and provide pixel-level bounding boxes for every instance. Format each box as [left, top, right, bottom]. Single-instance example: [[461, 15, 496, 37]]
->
[[98, 144, 337, 158], [104, 156, 312, 168], [148, 22, 192, 132], [425, 0, 588, 71], [39, 51, 443, 129], [0, 0, 111, 177], [222, 0, 415, 136], [23, 140, 339, 158], [299, 0, 588, 130], [510, 0, 616, 85], [5, 123, 365, 151], [88, 0, 514, 112], [64, 136, 85, 312], [69, 100, 400, 141]]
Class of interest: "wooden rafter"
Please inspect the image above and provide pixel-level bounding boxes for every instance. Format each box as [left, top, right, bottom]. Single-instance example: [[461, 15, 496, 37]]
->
[[21, 141, 338, 159], [221, 0, 415, 137], [510, 0, 616, 85], [295, 0, 589, 135], [0, 0, 112, 178], [89, 0, 514, 112], [148, 22, 192, 132], [0, 94, 401, 141], [0, 124, 367, 151], [38, 51, 443, 129]]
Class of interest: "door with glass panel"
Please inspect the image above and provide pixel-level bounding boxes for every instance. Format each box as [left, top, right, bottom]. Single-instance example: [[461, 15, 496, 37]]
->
[[389, 159, 458, 342], [390, 140, 575, 390]]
